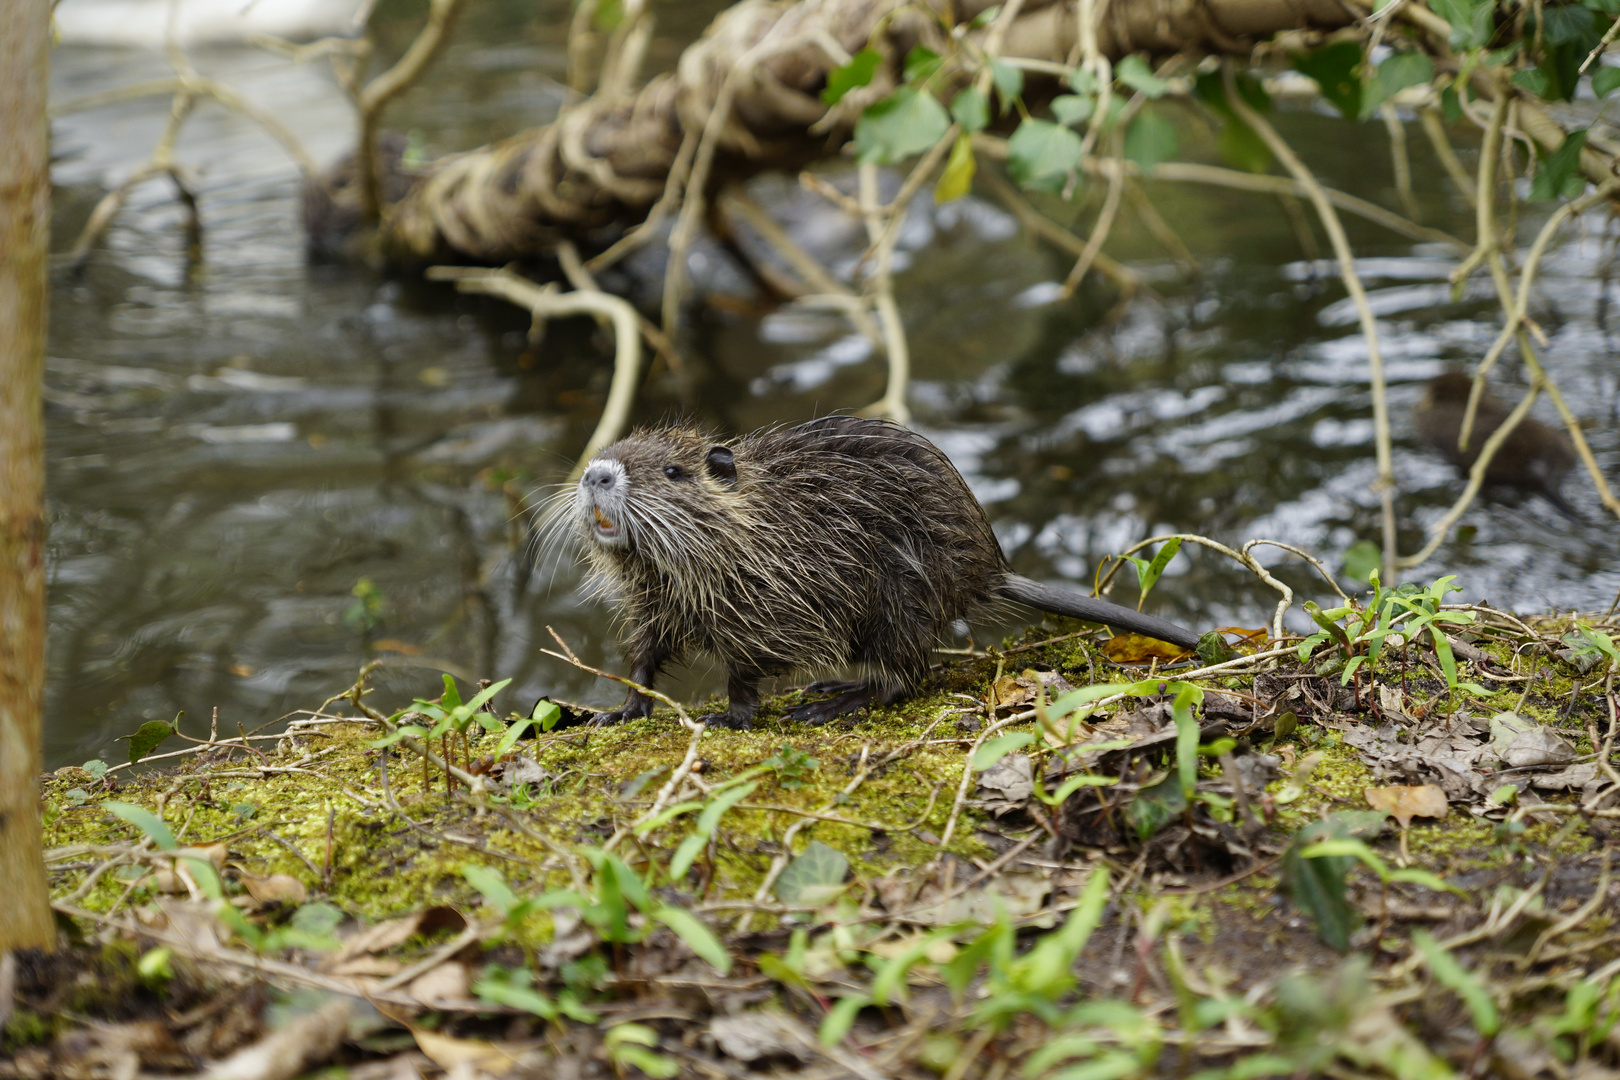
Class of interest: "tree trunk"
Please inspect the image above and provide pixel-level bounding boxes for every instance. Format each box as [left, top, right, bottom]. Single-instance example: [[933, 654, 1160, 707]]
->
[[0, 0, 56, 953], [353, 0, 1353, 263]]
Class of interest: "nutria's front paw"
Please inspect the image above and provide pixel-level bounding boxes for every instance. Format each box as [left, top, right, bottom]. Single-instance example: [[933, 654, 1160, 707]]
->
[[698, 712, 753, 731]]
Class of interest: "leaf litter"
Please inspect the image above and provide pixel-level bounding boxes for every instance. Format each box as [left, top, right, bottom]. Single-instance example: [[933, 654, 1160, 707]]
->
[[10, 578, 1620, 1080]]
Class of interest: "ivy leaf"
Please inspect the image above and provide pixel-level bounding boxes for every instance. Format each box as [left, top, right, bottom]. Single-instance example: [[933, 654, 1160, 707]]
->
[[127, 719, 176, 765], [990, 59, 1023, 112], [1594, 66, 1620, 96], [1123, 109, 1179, 173], [823, 48, 882, 106], [1006, 117, 1083, 190], [1430, 0, 1495, 50], [904, 46, 942, 86], [774, 841, 849, 904], [1544, 4, 1595, 45], [1116, 54, 1168, 98], [1293, 41, 1364, 119], [855, 86, 950, 165], [1050, 94, 1094, 127], [950, 86, 989, 134], [1529, 128, 1589, 202], [934, 132, 976, 204], [1362, 51, 1434, 117], [1194, 70, 1272, 172], [1512, 67, 1551, 98]]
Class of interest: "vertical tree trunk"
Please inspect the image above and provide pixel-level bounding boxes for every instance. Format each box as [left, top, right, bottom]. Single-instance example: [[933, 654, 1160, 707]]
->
[[0, 0, 56, 952]]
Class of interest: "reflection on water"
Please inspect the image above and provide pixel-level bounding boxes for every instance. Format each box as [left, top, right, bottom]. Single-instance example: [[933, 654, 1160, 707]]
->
[[44, 5, 1620, 767]]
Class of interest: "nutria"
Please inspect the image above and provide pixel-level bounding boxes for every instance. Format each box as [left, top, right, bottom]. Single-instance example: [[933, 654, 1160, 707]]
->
[[559, 415, 1203, 729], [1413, 372, 1578, 520]]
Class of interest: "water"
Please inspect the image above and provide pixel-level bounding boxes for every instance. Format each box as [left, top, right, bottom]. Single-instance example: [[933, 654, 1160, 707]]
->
[[42, 3, 1620, 768]]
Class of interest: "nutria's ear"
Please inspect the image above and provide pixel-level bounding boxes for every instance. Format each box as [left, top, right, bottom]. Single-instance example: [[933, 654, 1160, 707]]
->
[[705, 445, 737, 485]]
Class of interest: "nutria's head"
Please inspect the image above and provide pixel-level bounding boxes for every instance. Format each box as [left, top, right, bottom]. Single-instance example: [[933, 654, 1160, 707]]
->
[[573, 428, 741, 558]]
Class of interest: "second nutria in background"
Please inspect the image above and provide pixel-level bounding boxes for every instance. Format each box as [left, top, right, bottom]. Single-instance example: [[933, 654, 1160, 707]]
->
[[564, 415, 1204, 730], [1414, 372, 1579, 520]]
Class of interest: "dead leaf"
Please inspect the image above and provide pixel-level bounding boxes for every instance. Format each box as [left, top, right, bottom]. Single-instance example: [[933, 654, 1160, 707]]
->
[[710, 1013, 812, 1064], [1101, 633, 1190, 663], [975, 754, 1032, 815], [410, 1029, 522, 1076], [325, 907, 467, 969], [240, 872, 308, 906], [866, 932, 958, 964], [407, 961, 470, 1003], [1364, 785, 1448, 827]]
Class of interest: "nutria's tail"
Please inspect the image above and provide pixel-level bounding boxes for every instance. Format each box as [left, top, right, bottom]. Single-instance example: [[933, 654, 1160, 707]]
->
[[999, 574, 1202, 651]]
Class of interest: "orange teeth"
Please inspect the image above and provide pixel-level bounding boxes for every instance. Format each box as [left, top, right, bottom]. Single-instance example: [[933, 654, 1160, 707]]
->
[[594, 507, 616, 529]]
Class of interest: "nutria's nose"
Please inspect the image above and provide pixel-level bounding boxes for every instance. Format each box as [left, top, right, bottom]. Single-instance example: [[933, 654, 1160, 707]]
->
[[582, 464, 617, 491]]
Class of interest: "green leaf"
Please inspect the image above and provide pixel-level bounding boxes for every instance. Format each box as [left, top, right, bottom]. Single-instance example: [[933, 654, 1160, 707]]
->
[[935, 132, 975, 204], [1130, 537, 1181, 601], [1126, 776, 1185, 841], [695, 780, 757, 838], [1007, 867, 1109, 999], [1282, 819, 1358, 951], [635, 800, 704, 836], [989, 59, 1023, 111], [1293, 41, 1364, 119], [972, 732, 1035, 770], [1512, 67, 1552, 98], [855, 86, 951, 165], [871, 928, 955, 1005], [82, 759, 108, 778], [1116, 54, 1169, 98], [1530, 128, 1589, 202], [1430, 0, 1495, 49], [440, 674, 463, 711], [904, 46, 942, 85], [669, 834, 707, 883], [1341, 539, 1381, 583], [1123, 109, 1179, 172], [367, 723, 429, 749], [463, 864, 520, 916], [652, 906, 731, 973], [1363, 51, 1434, 117], [127, 719, 176, 765], [1051, 94, 1094, 127], [590, 0, 623, 33], [950, 86, 989, 133], [1545, 4, 1596, 45], [820, 996, 870, 1047], [1172, 684, 1200, 799], [1006, 118, 1083, 189], [1413, 929, 1500, 1033], [823, 47, 882, 105], [104, 802, 177, 850], [774, 840, 849, 904], [1594, 66, 1620, 96]]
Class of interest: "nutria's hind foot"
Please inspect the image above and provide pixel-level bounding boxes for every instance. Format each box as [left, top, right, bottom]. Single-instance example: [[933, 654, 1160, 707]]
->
[[786, 685, 879, 725], [698, 712, 754, 731], [589, 709, 630, 727]]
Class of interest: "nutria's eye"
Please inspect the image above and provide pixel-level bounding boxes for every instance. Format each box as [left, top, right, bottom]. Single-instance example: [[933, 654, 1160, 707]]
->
[[663, 465, 684, 480]]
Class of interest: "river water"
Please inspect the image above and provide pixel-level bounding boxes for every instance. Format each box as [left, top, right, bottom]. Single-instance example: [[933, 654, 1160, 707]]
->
[[42, 0, 1620, 768]]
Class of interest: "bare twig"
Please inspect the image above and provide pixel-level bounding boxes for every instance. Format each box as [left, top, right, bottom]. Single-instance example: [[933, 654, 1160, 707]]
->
[[427, 265, 641, 480], [1222, 62, 1398, 585]]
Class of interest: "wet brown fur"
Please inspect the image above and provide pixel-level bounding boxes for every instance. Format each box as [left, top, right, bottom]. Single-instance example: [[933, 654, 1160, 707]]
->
[[563, 415, 1200, 727]]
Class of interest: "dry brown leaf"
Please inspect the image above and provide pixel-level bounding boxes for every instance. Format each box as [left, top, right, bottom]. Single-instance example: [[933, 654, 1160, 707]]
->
[[240, 872, 308, 906], [325, 907, 468, 969], [407, 961, 471, 1003], [1364, 784, 1448, 827], [1100, 634, 1190, 663], [410, 1029, 522, 1075]]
